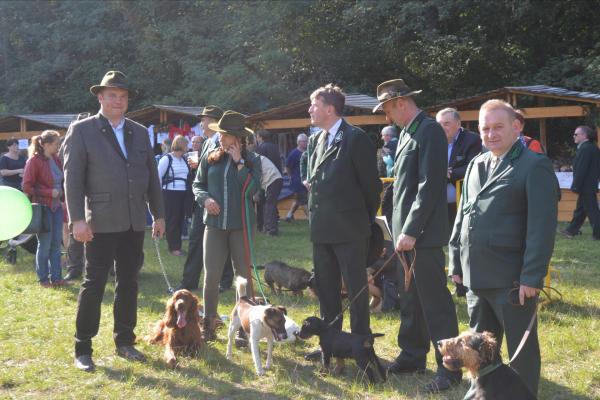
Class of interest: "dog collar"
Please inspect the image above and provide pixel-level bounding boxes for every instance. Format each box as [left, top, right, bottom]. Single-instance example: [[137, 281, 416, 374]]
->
[[477, 363, 502, 378]]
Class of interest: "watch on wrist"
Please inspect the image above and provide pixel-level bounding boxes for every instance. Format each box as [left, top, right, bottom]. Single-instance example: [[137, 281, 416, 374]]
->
[[237, 158, 245, 166]]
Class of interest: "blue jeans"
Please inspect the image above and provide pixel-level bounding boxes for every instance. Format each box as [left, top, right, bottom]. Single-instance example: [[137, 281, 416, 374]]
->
[[36, 205, 63, 283]]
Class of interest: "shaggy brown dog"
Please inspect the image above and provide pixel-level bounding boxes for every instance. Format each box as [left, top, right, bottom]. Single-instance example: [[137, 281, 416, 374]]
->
[[146, 289, 203, 367], [438, 331, 536, 399]]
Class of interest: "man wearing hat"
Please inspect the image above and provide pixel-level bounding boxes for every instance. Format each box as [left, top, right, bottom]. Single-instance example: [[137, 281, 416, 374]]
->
[[373, 79, 461, 393], [306, 84, 381, 338], [63, 70, 165, 372], [176, 105, 234, 292]]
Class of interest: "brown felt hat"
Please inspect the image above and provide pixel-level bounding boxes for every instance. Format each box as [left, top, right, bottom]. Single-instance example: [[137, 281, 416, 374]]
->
[[372, 79, 422, 113], [198, 105, 224, 120], [90, 70, 136, 96], [208, 111, 254, 138]]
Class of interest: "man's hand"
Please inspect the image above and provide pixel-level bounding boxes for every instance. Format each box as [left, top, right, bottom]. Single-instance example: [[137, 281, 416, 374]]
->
[[204, 198, 221, 215], [188, 158, 199, 169], [303, 180, 311, 191], [447, 167, 453, 179], [519, 285, 540, 306], [72, 220, 93, 243], [152, 218, 165, 239], [395, 233, 416, 252], [451, 275, 463, 284]]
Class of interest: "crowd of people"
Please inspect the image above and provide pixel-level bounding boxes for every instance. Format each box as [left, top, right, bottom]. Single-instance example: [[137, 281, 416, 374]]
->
[[1, 69, 599, 400]]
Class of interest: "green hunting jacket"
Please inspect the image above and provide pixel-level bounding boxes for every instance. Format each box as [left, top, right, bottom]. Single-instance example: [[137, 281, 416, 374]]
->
[[193, 149, 261, 231], [306, 119, 381, 243], [448, 140, 560, 289], [391, 111, 449, 247]]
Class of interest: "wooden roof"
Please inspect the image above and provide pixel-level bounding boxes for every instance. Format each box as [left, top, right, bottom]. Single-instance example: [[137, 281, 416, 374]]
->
[[428, 85, 600, 111], [0, 114, 78, 140], [126, 105, 204, 126]]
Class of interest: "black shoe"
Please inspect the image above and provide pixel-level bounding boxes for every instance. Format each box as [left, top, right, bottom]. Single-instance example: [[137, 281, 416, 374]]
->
[[64, 271, 82, 281], [558, 229, 574, 239], [74, 354, 95, 372], [423, 374, 460, 393], [116, 345, 146, 362], [387, 360, 426, 375], [304, 349, 322, 361]]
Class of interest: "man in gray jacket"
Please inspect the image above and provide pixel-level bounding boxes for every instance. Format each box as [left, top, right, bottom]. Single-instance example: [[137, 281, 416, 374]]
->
[[63, 71, 165, 372]]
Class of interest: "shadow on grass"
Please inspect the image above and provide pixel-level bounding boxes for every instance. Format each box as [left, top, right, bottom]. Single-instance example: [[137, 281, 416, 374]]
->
[[103, 345, 293, 400], [541, 298, 600, 319], [539, 376, 594, 400]]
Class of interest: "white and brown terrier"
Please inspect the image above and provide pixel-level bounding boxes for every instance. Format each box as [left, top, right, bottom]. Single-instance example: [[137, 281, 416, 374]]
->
[[226, 277, 288, 376]]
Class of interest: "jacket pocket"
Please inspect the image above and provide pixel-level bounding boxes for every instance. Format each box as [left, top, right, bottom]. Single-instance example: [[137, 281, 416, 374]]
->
[[89, 193, 111, 203]]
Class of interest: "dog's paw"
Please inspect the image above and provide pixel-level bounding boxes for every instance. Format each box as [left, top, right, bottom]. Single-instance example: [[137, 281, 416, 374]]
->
[[225, 352, 232, 360], [264, 362, 271, 370], [166, 357, 177, 368], [256, 369, 265, 376]]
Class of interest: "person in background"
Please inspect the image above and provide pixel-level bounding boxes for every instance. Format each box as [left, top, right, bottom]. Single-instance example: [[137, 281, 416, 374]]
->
[[0, 138, 27, 190], [193, 111, 261, 341], [158, 134, 191, 256], [515, 109, 544, 154], [285, 133, 309, 221], [435, 108, 482, 228], [255, 130, 282, 230], [559, 125, 600, 240], [248, 135, 283, 236], [22, 130, 67, 287], [380, 125, 399, 177]]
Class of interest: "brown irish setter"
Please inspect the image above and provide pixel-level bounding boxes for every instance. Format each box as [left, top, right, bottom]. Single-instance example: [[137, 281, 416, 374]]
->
[[146, 289, 203, 367]]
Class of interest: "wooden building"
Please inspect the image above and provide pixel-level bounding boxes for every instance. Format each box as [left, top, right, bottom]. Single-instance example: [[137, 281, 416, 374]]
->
[[0, 114, 79, 140]]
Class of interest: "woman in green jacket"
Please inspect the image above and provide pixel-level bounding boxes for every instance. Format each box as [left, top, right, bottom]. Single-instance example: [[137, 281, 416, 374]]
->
[[193, 111, 261, 340]]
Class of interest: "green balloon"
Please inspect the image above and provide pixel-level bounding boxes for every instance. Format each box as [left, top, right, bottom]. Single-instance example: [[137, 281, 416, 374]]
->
[[0, 186, 33, 241]]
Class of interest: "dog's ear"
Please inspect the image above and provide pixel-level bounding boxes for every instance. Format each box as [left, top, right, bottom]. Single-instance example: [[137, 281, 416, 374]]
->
[[276, 306, 287, 315], [187, 293, 200, 322], [478, 331, 498, 364], [165, 297, 177, 328]]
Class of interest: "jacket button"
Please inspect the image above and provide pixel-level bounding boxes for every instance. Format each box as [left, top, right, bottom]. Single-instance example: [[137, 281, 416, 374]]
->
[[126, 163, 131, 167], [314, 204, 319, 209]]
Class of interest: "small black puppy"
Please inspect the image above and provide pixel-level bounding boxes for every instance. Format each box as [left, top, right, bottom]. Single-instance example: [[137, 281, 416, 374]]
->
[[297, 316, 386, 383], [263, 261, 312, 295]]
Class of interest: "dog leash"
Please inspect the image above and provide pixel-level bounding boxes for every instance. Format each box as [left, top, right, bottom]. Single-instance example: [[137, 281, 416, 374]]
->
[[153, 237, 175, 294], [506, 284, 562, 365], [326, 249, 414, 328], [396, 248, 416, 291]]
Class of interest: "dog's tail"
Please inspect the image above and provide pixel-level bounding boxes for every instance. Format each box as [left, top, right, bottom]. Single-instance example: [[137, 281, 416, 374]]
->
[[235, 276, 248, 299]]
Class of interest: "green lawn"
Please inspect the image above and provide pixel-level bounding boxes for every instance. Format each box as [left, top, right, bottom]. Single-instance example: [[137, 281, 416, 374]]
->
[[1, 221, 598, 399]]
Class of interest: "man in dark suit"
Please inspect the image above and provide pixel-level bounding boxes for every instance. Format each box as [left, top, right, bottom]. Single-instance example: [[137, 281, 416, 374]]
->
[[436, 107, 482, 228], [373, 79, 461, 393], [449, 99, 559, 398], [560, 125, 600, 240], [63, 71, 165, 372], [306, 84, 381, 336]]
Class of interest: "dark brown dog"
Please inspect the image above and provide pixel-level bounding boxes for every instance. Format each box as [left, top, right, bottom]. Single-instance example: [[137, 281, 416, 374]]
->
[[263, 261, 312, 295], [438, 331, 536, 399], [146, 289, 203, 368], [297, 316, 386, 384]]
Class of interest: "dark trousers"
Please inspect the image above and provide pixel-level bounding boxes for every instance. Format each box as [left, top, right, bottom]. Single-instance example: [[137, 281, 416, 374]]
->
[[163, 189, 186, 251], [466, 288, 540, 397], [66, 233, 84, 276], [180, 205, 233, 290], [313, 239, 370, 335], [565, 191, 600, 238], [447, 202, 457, 236], [394, 247, 461, 380], [263, 178, 283, 234], [75, 228, 144, 356]]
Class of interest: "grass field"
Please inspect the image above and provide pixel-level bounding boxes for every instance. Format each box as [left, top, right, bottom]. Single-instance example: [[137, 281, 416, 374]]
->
[[1, 221, 599, 399]]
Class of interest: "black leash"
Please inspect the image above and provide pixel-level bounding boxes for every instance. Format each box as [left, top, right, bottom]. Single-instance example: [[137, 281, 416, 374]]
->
[[506, 283, 562, 365], [326, 249, 416, 329]]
